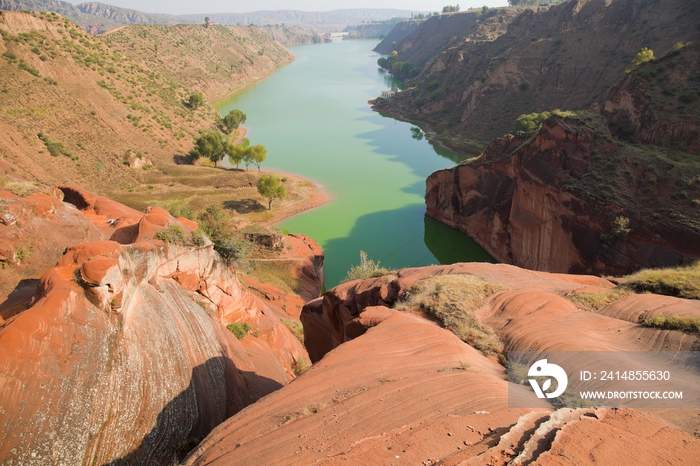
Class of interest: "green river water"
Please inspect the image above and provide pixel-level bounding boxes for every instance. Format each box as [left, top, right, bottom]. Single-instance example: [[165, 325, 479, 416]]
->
[[215, 38, 493, 287]]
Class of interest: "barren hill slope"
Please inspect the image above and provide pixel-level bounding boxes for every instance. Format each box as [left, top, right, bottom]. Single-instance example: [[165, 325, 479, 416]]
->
[[377, 0, 700, 151], [0, 11, 291, 192]]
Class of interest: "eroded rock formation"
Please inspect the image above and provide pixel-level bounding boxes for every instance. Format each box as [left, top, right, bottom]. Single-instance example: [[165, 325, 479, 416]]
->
[[0, 187, 313, 464], [185, 264, 700, 464]]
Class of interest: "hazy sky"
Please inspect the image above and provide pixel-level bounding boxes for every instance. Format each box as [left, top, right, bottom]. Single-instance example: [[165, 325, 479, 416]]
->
[[64, 1, 508, 15]]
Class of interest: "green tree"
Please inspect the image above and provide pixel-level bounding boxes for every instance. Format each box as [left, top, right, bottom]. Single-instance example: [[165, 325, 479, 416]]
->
[[221, 109, 247, 133], [628, 47, 654, 71], [190, 131, 234, 167], [247, 145, 267, 171], [188, 92, 205, 109], [228, 144, 245, 169], [257, 174, 286, 209], [204, 16, 210, 28]]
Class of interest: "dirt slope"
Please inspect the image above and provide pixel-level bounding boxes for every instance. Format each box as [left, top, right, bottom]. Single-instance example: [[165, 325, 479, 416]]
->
[[0, 11, 291, 193], [377, 0, 700, 150]]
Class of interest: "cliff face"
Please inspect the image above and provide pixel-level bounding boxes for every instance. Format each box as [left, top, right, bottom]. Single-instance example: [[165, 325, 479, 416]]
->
[[425, 114, 700, 275], [377, 0, 700, 149], [424, 41, 700, 275], [184, 264, 700, 464], [371, 18, 423, 53], [0, 188, 312, 464]]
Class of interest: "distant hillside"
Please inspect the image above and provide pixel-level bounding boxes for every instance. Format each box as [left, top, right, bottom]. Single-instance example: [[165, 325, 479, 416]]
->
[[375, 0, 700, 152], [259, 25, 331, 45], [372, 18, 425, 53], [0, 0, 180, 33], [342, 18, 405, 40], [0, 10, 291, 191], [175, 9, 413, 32], [0, 2, 413, 33], [102, 24, 292, 101]]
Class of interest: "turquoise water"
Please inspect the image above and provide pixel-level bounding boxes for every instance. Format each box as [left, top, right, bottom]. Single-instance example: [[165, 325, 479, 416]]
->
[[215, 39, 493, 287]]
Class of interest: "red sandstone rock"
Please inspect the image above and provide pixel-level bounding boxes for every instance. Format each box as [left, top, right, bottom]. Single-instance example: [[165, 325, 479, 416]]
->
[[0, 188, 313, 464]]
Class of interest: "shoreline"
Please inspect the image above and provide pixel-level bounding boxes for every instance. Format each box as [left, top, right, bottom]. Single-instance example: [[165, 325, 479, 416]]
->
[[259, 170, 332, 227]]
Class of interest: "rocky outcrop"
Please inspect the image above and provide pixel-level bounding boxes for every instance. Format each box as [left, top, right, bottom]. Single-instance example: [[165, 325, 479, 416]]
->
[[0, 187, 103, 321], [425, 115, 700, 275], [185, 264, 700, 465], [0, 187, 311, 464]]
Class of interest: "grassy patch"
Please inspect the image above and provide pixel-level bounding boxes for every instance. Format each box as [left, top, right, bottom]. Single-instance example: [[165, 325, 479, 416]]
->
[[281, 319, 304, 344], [227, 322, 251, 340], [248, 260, 302, 296], [341, 250, 390, 283], [567, 289, 630, 313], [153, 225, 187, 245], [292, 358, 310, 376], [5, 181, 40, 197], [621, 262, 700, 300], [394, 274, 506, 356], [643, 315, 700, 334]]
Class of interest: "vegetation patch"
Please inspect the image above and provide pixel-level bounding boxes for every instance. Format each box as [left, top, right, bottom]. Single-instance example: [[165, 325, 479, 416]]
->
[[643, 315, 700, 334], [621, 262, 700, 300], [394, 274, 506, 356], [153, 225, 187, 245], [342, 251, 390, 282], [567, 289, 630, 313], [227, 322, 252, 340], [38, 133, 71, 157], [281, 319, 304, 344]]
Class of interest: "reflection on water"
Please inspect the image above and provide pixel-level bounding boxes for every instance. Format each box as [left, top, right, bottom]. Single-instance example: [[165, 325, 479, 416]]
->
[[214, 39, 493, 287]]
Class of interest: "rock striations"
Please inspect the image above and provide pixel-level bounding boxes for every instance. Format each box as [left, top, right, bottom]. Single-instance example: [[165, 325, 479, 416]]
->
[[0, 187, 315, 465], [184, 264, 700, 465]]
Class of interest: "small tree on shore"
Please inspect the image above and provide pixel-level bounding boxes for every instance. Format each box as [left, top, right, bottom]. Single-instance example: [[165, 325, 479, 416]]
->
[[257, 174, 286, 209], [190, 131, 234, 167], [222, 109, 247, 133], [228, 145, 245, 169], [247, 145, 267, 171]]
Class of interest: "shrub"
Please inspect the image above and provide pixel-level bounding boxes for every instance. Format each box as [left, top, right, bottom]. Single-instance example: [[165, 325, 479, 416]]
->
[[342, 251, 389, 282], [154, 225, 187, 245], [281, 319, 304, 344], [2, 50, 17, 60], [628, 47, 654, 71], [611, 216, 631, 240], [426, 80, 440, 91], [18, 60, 40, 77], [621, 262, 700, 300], [292, 358, 309, 376], [37, 133, 71, 157], [394, 274, 506, 356], [227, 322, 251, 340], [680, 91, 698, 104], [514, 111, 551, 132], [191, 229, 207, 246]]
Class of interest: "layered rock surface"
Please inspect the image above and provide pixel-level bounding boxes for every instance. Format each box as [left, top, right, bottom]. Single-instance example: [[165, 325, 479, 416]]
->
[[0, 187, 314, 464], [185, 264, 700, 464]]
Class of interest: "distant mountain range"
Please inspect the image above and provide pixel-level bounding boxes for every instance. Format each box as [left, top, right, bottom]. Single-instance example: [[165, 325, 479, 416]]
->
[[0, 1, 414, 33]]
